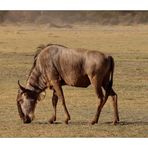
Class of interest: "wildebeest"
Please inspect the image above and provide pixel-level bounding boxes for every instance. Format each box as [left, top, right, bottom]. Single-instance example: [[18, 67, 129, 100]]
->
[[17, 44, 119, 125]]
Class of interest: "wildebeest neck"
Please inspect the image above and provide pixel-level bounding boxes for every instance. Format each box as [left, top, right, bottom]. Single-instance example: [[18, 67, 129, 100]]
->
[[26, 65, 47, 93]]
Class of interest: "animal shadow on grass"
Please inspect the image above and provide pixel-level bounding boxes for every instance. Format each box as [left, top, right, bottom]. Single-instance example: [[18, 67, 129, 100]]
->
[[34, 121, 88, 125], [104, 121, 148, 126], [69, 121, 88, 125], [34, 121, 62, 125], [119, 121, 148, 126]]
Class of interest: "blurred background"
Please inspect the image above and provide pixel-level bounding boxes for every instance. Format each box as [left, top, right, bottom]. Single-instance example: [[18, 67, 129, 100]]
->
[[0, 11, 148, 26]]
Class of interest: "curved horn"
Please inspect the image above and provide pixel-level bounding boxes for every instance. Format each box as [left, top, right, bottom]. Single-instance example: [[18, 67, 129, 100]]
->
[[18, 80, 26, 92]]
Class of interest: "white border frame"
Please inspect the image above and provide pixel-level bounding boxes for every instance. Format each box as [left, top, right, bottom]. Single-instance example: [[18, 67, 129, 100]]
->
[[0, 0, 148, 10]]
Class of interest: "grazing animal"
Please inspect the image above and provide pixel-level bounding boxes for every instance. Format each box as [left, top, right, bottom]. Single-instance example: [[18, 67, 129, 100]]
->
[[16, 44, 119, 125]]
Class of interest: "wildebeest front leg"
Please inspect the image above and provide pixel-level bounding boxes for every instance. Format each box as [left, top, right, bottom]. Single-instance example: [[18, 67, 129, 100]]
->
[[52, 80, 71, 124], [49, 90, 58, 124]]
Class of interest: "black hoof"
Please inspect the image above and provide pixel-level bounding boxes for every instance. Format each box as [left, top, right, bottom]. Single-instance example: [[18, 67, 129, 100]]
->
[[91, 120, 97, 125], [65, 120, 69, 124], [49, 119, 54, 124]]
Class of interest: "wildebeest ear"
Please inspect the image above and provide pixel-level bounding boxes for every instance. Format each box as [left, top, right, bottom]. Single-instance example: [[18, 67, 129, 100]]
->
[[18, 80, 26, 92]]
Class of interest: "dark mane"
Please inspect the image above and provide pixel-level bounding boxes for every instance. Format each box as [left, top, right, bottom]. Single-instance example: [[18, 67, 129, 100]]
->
[[27, 44, 45, 80], [46, 43, 67, 48], [27, 43, 67, 80], [34, 43, 67, 60]]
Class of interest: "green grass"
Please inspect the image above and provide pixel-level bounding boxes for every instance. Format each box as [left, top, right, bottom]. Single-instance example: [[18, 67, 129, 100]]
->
[[0, 24, 148, 137]]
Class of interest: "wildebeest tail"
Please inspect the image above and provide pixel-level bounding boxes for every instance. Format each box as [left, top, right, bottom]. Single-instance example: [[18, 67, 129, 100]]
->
[[105, 56, 114, 98]]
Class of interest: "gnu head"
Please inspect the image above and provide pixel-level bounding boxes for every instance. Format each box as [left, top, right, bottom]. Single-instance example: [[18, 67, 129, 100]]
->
[[16, 80, 38, 123]]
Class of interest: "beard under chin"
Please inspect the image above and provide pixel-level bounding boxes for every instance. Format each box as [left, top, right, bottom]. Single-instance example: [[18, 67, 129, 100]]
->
[[17, 101, 25, 120]]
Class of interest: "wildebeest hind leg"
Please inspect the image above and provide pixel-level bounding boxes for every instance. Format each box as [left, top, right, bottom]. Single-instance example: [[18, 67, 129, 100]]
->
[[89, 76, 104, 125], [49, 90, 58, 124], [52, 80, 71, 124], [110, 89, 119, 125]]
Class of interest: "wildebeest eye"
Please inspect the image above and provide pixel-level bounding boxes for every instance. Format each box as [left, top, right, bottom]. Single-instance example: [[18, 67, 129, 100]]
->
[[19, 99, 24, 104]]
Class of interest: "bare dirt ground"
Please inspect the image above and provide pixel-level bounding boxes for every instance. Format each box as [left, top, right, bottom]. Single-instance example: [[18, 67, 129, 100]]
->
[[0, 24, 148, 137]]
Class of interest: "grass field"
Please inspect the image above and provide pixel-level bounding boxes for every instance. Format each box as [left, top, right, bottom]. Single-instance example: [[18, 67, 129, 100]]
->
[[0, 24, 148, 137]]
